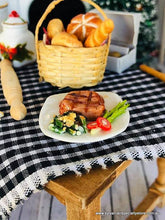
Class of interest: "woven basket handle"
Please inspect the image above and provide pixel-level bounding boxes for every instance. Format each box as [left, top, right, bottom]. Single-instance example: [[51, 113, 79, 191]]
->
[[35, 0, 108, 60]]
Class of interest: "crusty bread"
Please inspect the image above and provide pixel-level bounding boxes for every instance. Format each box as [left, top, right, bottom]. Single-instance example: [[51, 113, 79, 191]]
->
[[51, 32, 83, 47], [84, 19, 114, 47], [67, 12, 102, 42], [47, 19, 64, 39]]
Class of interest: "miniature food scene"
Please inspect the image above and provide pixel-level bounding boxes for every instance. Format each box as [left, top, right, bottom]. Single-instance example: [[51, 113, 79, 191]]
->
[[0, 0, 165, 220]]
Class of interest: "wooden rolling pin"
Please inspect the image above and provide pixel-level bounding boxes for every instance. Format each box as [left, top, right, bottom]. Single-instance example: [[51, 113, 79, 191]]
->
[[140, 64, 165, 82], [0, 59, 27, 120]]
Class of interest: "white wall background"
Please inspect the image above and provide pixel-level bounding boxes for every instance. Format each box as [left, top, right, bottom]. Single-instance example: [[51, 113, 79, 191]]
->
[[7, 0, 33, 21], [159, 0, 165, 41]]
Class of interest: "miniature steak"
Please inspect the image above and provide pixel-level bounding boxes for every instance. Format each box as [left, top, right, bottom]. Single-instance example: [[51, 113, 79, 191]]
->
[[59, 91, 105, 121]]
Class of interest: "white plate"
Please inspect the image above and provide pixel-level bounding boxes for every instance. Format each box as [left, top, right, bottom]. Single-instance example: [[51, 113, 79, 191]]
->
[[39, 92, 130, 143]]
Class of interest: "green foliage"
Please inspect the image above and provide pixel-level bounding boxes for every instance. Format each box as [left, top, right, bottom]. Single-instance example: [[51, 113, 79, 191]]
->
[[92, 0, 158, 62], [13, 43, 34, 62]]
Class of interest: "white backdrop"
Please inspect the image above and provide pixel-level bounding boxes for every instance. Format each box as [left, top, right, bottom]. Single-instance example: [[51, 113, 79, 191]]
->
[[7, 0, 33, 21]]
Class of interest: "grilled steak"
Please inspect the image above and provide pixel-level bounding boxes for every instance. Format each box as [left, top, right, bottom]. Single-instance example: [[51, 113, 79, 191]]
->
[[59, 91, 105, 120]]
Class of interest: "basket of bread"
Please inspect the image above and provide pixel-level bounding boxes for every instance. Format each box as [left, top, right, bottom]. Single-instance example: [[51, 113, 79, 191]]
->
[[35, 0, 114, 88]]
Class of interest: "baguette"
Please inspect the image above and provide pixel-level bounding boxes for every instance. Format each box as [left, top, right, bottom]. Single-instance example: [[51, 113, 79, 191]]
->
[[140, 64, 165, 82], [0, 59, 27, 120], [84, 19, 114, 47]]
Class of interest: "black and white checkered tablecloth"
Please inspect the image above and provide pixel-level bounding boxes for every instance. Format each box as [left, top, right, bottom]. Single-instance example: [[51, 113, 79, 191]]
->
[[0, 63, 165, 218]]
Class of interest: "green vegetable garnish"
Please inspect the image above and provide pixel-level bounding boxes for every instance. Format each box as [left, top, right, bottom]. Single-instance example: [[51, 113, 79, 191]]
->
[[67, 127, 77, 136], [49, 111, 87, 136], [54, 116, 64, 129], [103, 100, 130, 123], [79, 115, 87, 133]]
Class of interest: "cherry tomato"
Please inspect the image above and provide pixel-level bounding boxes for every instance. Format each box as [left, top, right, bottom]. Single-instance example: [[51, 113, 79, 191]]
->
[[87, 121, 98, 130], [96, 117, 111, 131]]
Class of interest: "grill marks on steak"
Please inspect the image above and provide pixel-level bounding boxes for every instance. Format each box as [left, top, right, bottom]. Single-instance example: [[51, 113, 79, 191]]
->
[[59, 91, 105, 120]]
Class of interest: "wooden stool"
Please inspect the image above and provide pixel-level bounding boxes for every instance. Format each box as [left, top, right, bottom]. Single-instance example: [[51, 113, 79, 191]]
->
[[127, 158, 165, 220], [45, 160, 132, 220]]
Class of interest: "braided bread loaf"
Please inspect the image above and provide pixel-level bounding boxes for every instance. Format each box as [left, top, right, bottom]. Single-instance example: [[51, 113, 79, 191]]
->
[[84, 19, 114, 47]]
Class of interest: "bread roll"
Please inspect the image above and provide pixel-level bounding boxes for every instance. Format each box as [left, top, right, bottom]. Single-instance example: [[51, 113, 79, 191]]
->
[[47, 19, 64, 39], [51, 32, 83, 48], [67, 12, 102, 42], [84, 19, 114, 47]]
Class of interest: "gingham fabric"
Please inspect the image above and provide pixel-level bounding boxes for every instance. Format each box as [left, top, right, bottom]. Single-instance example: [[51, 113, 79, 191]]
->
[[0, 63, 165, 219]]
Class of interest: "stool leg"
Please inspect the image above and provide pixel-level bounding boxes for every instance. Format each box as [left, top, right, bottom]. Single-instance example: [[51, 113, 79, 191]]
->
[[66, 196, 101, 220], [126, 158, 165, 220], [153, 157, 165, 207]]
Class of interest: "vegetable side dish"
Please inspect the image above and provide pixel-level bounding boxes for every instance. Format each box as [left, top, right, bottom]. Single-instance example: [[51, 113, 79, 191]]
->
[[49, 111, 87, 136], [49, 91, 130, 136]]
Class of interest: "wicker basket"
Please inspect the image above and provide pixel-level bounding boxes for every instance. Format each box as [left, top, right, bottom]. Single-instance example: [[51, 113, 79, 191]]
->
[[35, 0, 111, 88]]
